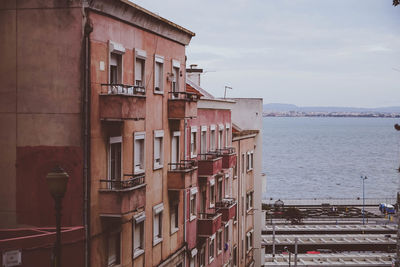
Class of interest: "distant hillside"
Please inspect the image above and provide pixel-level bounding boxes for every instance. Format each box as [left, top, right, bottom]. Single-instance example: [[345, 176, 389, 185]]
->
[[264, 103, 400, 113]]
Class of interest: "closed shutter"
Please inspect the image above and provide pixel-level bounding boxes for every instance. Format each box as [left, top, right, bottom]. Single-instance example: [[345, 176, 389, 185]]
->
[[135, 59, 143, 85], [134, 223, 141, 250]]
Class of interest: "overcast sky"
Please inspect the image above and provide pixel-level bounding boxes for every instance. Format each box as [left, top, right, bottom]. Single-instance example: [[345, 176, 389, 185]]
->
[[133, 0, 400, 107]]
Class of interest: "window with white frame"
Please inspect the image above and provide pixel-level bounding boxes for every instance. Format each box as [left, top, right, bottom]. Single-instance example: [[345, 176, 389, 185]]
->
[[154, 55, 164, 93], [241, 153, 245, 175], [134, 133, 145, 174], [246, 191, 254, 212], [199, 246, 205, 267], [109, 41, 125, 89], [210, 125, 216, 151], [135, 49, 146, 87], [171, 131, 180, 168], [246, 152, 250, 171], [217, 177, 223, 202], [209, 179, 215, 208], [250, 151, 254, 170], [209, 234, 215, 263], [153, 130, 164, 169], [153, 203, 164, 245], [225, 124, 230, 147], [233, 160, 238, 179], [246, 230, 254, 252], [133, 213, 145, 258], [191, 127, 197, 158], [218, 126, 223, 149], [170, 202, 179, 234], [217, 230, 222, 254], [172, 60, 180, 93], [108, 231, 121, 266], [224, 223, 229, 245], [109, 136, 122, 185], [224, 174, 230, 198], [190, 187, 198, 220], [200, 126, 207, 154]]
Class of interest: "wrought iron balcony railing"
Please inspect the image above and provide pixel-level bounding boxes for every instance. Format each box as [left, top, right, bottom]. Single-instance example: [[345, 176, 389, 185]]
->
[[168, 91, 199, 101], [168, 160, 197, 171], [99, 174, 145, 190], [101, 83, 146, 95]]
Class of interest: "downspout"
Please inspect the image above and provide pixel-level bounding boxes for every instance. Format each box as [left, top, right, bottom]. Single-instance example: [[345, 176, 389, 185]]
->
[[83, 8, 93, 267]]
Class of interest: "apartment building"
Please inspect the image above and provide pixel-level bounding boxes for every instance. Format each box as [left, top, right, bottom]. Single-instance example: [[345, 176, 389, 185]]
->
[[1, 1, 262, 267]]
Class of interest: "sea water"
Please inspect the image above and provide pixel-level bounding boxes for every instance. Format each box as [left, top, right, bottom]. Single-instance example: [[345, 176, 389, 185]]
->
[[263, 117, 400, 199]]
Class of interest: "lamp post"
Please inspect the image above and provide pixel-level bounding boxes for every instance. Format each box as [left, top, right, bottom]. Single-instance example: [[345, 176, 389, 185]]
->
[[360, 175, 367, 225], [46, 166, 69, 267], [284, 246, 291, 267]]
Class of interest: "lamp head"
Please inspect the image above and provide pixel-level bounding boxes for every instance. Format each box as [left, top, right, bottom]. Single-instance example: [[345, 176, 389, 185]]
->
[[46, 166, 69, 199]]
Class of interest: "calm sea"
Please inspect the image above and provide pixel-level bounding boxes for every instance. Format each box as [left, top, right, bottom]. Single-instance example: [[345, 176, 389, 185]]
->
[[263, 117, 400, 199]]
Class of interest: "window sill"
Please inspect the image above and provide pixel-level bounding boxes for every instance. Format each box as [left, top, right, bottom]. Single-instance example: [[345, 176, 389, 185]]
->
[[153, 164, 163, 171], [153, 90, 164, 95], [246, 208, 254, 214], [191, 154, 197, 159], [170, 227, 179, 235], [209, 257, 214, 264], [153, 237, 163, 246], [217, 249, 222, 255], [233, 176, 238, 180], [133, 249, 144, 259], [134, 169, 145, 175], [190, 215, 197, 221], [210, 203, 215, 209]]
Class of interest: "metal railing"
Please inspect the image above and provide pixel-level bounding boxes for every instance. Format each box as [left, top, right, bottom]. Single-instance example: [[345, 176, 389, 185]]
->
[[198, 212, 220, 220], [99, 174, 145, 190], [168, 91, 199, 102], [101, 83, 146, 96], [215, 147, 236, 156], [216, 198, 236, 208], [168, 160, 197, 171], [197, 152, 221, 161]]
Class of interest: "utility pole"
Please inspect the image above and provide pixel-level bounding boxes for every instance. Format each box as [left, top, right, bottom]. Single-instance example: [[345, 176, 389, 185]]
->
[[224, 86, 232, 99], [360, 175, 367, 225], [272, 224, 276, 257]]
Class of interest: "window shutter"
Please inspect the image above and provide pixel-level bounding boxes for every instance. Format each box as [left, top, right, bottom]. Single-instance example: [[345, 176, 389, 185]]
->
[[135, 59, 142, 83], [154, 214, 159, 237], [110, 53, 118, 66], [134, 223, 141, 249], [154, 137, 161, 163]]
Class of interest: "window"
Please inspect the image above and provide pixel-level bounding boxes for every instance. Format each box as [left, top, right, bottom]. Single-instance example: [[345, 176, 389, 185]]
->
[[246, 230, 254, 252], [217, 230, 222, 254], [225, 124, 230, 147], [108, 41, 125, 92], [224, 224, 229, 246], [217, 178, 223, 202], [170, 202, 179, 234], [241, 154, 245, 175], [218, 129, 223, 149], [133, 213, 145, 258], [224, 174, 230, 198], [200, 126, 207, 154], [153, 203, 164, 245], [191, 127, 197, 158], [135, 49, 146, 87], [172, 60, 180, 92], [200, 187, 206, 213], [209, 180, 215, 208], [250, 151, 254, 170], [171, 132, 180, 168], [246, 191, 254, 212], [246, 152, 250, 171], [190, 187, 198, 220], [209, 234, 215, 263], [233, 160, 238, 179], [108, 231, 120, 266], [134, 133, 145, 174], [154, 55, 164, 93], [199, 247, 205, 267], [232, 245, 237, 267], [154, 130, 164, 169], [210, 125, 216, 151], [109, 136, 122, 186]]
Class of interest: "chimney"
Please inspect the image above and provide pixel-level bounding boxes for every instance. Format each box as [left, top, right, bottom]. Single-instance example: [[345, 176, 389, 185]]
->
[[186, 64, 203, 87]]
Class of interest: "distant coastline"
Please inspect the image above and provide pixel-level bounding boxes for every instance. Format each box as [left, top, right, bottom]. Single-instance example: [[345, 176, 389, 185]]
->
[[263, 103, 400, 118]]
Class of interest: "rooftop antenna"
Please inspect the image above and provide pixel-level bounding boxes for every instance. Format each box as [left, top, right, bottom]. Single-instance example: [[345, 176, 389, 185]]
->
[[224, 86, 232, 99]]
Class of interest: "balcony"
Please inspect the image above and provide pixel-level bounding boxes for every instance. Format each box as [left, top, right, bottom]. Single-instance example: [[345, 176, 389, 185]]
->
[[168, 92, 198, 120], [99, 84, 146, 121], [216, 198, 237, 222], [197, 213, 222, 237], [98, 174, 146, 217], [216, 147, 237, 169], [167, 160, 198, 190], [197, 153, 223, 176]]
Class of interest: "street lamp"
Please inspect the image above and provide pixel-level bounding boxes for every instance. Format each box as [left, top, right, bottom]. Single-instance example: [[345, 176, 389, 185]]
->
[[284, 246, 291, 267], [360, 175, 367, 225], [46, 166, 69, 267]]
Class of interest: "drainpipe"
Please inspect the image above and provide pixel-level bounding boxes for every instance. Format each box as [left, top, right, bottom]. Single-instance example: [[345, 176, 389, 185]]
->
[[83, 9, 92, 267]]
